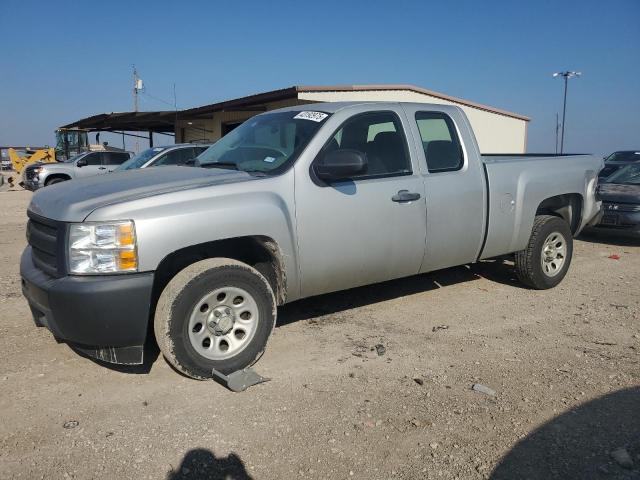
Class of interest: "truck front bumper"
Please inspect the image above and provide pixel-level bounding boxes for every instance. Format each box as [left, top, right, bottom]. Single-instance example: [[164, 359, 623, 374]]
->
[[20, 247, 154, 365], [594, 210, 640, 235], [22, 179, 41, 191]]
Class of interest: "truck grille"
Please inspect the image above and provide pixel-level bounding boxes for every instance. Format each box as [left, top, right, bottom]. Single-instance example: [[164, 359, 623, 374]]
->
[[27, 213, 60, 277], [25, 165, 38, 180]]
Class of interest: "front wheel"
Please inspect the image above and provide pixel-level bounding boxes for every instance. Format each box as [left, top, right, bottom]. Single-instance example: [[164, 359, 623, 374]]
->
[[514, 215, 573, 289], [45, 177, 68, 186], [154, 258, 276, 379]]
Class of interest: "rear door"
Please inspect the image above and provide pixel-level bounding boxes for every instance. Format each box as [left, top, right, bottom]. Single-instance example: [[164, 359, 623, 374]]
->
[[294, 109, 427, 297], [402, 106, 486, 272], [104, 152, 131, 172]]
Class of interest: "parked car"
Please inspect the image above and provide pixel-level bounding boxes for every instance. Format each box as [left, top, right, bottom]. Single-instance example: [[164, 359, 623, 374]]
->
[[22, 150, 132, 190], [594, 163, 640, 235], [116, 144, 210, 171], [598, 150, 640, 179], [21, 102, 602, 378]]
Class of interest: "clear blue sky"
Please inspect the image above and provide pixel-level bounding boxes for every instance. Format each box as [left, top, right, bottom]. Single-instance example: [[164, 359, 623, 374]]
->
[[1, 0, 638, 155]]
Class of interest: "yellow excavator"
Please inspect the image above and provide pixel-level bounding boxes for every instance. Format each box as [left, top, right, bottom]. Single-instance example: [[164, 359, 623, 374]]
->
[[8, 146, 57, 175], [5, 129, 91, 187]]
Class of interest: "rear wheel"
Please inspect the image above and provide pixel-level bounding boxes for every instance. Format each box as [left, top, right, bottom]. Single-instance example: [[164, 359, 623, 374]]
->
[[515, 215, 573, 289], [154, 258, 276, 379]]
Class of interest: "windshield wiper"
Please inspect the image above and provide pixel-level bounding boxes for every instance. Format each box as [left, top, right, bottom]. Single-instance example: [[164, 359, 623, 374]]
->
[[200, 162, 238, 170]]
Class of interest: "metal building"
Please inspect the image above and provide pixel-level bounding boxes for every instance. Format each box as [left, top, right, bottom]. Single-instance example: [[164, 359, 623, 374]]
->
[[176, 85, 529, 153]]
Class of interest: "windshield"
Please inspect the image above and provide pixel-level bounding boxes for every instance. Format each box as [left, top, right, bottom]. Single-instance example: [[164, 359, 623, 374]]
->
[[196, 111, 330, 174], [117, 147, 167, 171], [604, 164, 640, 185], [605, 151, 640, 162], [61, 153, 86, 163]]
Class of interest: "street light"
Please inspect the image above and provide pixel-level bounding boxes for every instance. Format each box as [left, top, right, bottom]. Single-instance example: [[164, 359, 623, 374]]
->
[[553, 71, 581, 154]]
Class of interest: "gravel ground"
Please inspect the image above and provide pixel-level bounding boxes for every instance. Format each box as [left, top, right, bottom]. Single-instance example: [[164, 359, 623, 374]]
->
[[0, 189, 638, 480]]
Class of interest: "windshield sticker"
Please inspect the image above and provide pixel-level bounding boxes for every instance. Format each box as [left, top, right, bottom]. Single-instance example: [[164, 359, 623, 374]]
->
[[263, 156, 276, 163], [294, 111, 328, 122]]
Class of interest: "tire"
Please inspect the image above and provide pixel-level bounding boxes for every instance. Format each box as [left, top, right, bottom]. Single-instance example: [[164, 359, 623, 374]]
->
[[154, 258, 276, 380], [515, 215, 573, 289], [45, 177, 67, 186]]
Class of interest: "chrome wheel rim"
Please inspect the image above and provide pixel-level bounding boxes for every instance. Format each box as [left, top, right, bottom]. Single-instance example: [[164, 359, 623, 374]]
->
[[188, 286, 259, 360], [541, 231, 566, 277]]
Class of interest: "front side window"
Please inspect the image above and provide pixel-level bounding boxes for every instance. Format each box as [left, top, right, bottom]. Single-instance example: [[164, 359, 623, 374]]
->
[[415, 112, 464, 173], [197, 111, 330, 175], [320, 111, 411, 179], [83, 153, 102, 166]]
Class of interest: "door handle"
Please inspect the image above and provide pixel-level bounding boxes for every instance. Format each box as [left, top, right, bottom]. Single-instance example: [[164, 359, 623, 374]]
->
[[98, 167, 106, 170], [391, 190, 421, 202]]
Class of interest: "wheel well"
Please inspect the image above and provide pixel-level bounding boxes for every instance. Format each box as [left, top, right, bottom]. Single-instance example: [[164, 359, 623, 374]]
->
[[536, 193, 583, 234], [45, 174, 71, 185], [150, 236, 287, 320]]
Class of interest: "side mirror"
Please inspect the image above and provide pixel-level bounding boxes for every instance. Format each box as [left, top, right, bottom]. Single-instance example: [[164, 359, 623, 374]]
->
[[77, 158, 87, 167], [314, 149, 367, 182]]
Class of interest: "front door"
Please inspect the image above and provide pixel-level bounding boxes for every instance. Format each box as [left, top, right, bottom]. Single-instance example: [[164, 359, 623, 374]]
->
[[295, 110, 427, 298], [75, 152, 104, 178]]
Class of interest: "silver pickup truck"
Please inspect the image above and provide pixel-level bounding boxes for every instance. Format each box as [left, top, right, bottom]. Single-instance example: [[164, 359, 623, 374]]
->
[[21, 102, 602, 379]]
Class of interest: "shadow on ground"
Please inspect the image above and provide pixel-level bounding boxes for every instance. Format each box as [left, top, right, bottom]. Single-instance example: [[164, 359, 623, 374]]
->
[[166, 448, 253, 480], [491, 387, 640, 479], [278, 258, 522, 326]]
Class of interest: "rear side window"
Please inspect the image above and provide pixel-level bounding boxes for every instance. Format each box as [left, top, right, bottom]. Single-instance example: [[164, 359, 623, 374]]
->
[[415, 112, 464, 173], [323, 111, 411, 178], [104, 152, 130, 165]]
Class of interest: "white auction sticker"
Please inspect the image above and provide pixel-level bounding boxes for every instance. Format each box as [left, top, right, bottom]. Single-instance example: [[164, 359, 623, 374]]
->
[[263, 156, 276, 163], [294, 111, 328, 122]]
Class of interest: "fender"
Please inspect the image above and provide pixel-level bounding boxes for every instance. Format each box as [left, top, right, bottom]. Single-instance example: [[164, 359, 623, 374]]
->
[[85, 173, 302, 300]]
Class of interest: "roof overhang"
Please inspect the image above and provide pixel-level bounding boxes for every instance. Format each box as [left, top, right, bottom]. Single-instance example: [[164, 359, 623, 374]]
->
[[179, 84, 530, 121], [59, 111, 178, 133], [59, 84, 529, 133]]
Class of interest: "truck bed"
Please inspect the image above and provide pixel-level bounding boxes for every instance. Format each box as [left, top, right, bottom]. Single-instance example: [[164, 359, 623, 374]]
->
[[478, 153, 602, 259]]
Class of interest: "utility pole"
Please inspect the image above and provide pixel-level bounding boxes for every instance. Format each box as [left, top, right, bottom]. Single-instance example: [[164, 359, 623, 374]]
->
[[553, 71, 581, 154], [555, 113, 560, 154], [132, 65, 140, 112]]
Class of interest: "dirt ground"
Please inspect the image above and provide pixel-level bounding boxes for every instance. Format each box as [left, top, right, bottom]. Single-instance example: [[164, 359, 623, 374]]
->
[[0, 188, 638, 480]]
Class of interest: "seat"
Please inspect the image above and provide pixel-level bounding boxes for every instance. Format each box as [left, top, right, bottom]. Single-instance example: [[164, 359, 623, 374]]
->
[[425, 140, 460, 171], [367, 131, 407, 175]]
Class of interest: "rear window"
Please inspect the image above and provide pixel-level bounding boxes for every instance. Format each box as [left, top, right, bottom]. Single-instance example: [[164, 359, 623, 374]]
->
[[415, 112, 464, 173], [104, 152, 130, 166]]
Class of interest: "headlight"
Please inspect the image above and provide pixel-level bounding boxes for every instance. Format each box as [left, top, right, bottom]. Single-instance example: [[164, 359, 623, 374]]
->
[[68, 221, 138, 274]]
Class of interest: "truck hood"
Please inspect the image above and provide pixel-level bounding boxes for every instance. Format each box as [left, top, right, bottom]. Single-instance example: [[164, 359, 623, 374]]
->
[[28, 166, 256, 222], [598, 182, 640, 204]]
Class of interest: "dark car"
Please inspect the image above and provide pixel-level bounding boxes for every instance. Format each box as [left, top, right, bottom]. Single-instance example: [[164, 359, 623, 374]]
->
[[598, 150, 640, 179], [595, 163, 640, 235]]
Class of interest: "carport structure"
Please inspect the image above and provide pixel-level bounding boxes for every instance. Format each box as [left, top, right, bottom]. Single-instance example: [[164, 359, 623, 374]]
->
[[59, 111, 178, 148]]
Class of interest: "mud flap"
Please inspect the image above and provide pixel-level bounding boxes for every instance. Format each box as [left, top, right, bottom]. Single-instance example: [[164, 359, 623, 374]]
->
[[211, 367, 270, 392]]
